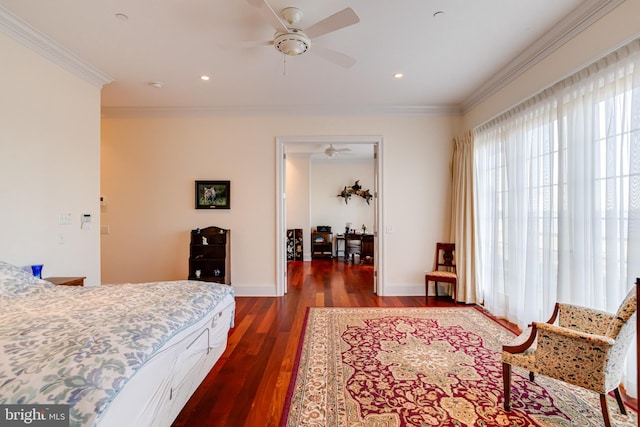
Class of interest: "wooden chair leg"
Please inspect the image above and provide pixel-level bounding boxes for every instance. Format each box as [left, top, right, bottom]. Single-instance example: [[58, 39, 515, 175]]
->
[[435, 281, 439, 298], [600, 394, 612, 427], [529, 372, 535, 382], [502, 363, 511, 411], [613, 387, 627, 415]]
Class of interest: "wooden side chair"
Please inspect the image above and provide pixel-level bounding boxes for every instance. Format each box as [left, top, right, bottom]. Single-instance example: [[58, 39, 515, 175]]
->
[[345, 234, 362, 264], [425, 243, 456, 301], [502, 282, 638, 427]]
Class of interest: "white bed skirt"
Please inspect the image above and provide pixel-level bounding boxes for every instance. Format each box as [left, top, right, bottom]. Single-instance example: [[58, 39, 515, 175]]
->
[[95, 293, 235, 427]]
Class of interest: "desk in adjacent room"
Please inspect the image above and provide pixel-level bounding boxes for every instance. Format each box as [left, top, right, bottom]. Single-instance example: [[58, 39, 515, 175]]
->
[[344, 233, 374, 264], [335, 234, 345, 258]]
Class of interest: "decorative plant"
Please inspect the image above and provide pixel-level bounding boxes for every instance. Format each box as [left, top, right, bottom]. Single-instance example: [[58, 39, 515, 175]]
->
[[338, 186, 352, 204]]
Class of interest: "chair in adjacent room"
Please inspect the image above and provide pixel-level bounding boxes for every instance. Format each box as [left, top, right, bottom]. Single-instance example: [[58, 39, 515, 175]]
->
[[345, 234, 362, 264], [424, 243, 456, 301], [502, 284, 638, 427]]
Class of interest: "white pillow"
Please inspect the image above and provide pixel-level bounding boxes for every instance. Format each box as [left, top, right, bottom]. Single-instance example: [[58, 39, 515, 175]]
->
[[0, 260, 53, 297]]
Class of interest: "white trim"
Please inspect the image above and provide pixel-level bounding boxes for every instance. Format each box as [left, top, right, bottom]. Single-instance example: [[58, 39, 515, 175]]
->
[[0, 1, 619, 117], [384, 283, 454, 297], [231, 285, 279, 297], [275, 135, 384, 297], [276, 141, 286, 296], [101, 105, 460, 118], [385, 283, 426, 297], [461, 0, 624, 113], [0, 5, 112, 88]]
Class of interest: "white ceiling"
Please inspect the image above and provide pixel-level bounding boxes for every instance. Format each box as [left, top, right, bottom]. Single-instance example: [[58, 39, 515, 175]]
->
[[0, 0, 617, 116]]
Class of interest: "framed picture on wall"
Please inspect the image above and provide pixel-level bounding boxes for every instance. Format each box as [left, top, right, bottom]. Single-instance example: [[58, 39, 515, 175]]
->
[[195, 180, 230, 209]]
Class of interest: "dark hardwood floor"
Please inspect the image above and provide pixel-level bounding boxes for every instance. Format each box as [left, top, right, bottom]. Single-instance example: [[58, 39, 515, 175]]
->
[[171, 258, 636, 426], [172, 258, 464, 427]]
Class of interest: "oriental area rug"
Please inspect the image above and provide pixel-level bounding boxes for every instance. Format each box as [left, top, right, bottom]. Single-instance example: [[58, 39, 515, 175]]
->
[[280, 307, 637, 427]]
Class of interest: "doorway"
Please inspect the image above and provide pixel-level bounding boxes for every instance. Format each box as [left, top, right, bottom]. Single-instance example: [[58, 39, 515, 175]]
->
[[275, 135, 384, 296]]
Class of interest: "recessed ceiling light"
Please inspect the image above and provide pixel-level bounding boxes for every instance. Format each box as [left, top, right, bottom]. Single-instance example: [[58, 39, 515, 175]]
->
[[393, 73, 404, 79], [115, 13, 128, 21], [200, 75, 210, 81], [149, 82, 163, 89]]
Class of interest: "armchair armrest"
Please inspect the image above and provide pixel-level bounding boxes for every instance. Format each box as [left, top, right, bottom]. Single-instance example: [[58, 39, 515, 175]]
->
[[503, 324, 538, 354], [503, 304, 561, 355], [535, 322, 615, 387], [536, 322, 615, 348]]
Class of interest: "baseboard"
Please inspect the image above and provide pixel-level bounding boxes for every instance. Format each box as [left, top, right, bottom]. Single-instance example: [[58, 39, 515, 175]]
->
[[232, 284, 279, 297], [230, 282, 452, 298], [383, 283, 424, 296], [383, 282, 453, 297]]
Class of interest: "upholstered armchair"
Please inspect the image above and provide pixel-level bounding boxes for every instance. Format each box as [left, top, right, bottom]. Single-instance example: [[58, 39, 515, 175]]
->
[[502, 285, 637, 427]]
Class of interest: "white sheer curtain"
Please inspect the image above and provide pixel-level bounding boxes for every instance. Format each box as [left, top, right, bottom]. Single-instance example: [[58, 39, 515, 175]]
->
[[474, 96, 561, 326], [474, 38, 640, 395]]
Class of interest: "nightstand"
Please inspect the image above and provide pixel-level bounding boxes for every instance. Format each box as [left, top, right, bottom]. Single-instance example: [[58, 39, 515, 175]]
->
[[44, 276, 85, 287]]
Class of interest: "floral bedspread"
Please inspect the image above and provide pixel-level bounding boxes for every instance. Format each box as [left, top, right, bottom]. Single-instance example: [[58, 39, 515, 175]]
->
[[0, 280, 234, 427]]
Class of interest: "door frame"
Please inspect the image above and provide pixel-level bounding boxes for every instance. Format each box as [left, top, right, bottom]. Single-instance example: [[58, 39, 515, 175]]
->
[[275, 135, 384, 296]]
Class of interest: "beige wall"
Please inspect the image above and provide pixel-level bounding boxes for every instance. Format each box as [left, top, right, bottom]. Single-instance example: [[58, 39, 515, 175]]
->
[[101, 114, 458, 295], [464, 0, 640, 129], [309, 157, 374, 259], [0, 32, 101, 284]]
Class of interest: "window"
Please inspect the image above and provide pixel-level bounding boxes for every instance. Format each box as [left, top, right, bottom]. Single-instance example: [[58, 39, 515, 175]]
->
[[474, 39, 640, 329]]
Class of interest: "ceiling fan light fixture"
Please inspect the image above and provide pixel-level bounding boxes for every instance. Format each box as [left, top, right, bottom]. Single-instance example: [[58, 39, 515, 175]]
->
[[281, 7, 303, 25], [241, 4, 359, 68], [274, 31, 310, 56]]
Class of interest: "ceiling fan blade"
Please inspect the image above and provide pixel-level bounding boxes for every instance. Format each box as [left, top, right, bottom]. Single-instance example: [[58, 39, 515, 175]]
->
[[304, 8, 360, 39], [325, 144, 353, 157], [229, 40, 274, 49], [260, 0, 290, 34], [313, 46, 357, 69]]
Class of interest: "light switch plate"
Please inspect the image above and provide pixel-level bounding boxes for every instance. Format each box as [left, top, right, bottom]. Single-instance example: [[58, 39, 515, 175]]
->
[[58, 212, 72, 225]]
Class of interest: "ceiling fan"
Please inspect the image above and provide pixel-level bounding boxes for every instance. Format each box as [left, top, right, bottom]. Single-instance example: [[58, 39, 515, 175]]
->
[[243, 0, 360, 68], [325, 144, 352, 158]]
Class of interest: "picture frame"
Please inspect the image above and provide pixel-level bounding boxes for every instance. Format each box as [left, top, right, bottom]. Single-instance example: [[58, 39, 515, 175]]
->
[[195, 180, 230, 209]]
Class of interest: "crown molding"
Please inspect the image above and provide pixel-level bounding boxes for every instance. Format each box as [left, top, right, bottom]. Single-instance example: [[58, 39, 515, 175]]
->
[[100, 104, 462, 118], [2, 1, 616, 116], [0, 5, 112, 88], [461, 0, 625, 113]]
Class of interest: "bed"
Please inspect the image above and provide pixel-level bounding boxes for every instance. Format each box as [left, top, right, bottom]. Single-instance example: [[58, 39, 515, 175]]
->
[[0, 260, 235, 427]]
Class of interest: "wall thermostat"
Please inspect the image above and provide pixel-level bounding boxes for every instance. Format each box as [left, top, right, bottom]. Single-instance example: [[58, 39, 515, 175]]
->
[[81, 214, 91, 230]]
